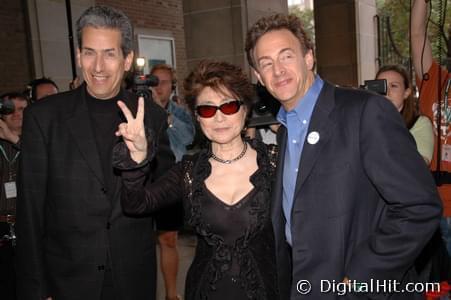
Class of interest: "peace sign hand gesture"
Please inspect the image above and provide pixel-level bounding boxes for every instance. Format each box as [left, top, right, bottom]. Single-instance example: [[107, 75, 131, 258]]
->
[[116, 97, 148, 164]]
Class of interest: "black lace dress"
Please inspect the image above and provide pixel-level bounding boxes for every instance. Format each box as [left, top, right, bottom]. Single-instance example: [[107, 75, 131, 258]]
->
[[120, 138, 279, 300]]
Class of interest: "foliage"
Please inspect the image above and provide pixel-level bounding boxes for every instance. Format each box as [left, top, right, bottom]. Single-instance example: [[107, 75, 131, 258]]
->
[[289, 6, 315, 45], [377, 0, 450, 65]]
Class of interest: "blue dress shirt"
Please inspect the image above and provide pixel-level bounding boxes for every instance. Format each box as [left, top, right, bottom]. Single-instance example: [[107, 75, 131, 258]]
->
[[277, 76, 324, 245]]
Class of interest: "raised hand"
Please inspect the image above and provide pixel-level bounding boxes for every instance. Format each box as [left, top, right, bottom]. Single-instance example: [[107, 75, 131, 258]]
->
[[116, 97, 148, 164]]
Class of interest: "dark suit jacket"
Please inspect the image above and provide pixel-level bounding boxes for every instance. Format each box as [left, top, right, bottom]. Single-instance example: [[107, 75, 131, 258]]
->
[[272, 81, 442, 299], [15, 84, 174, 299]]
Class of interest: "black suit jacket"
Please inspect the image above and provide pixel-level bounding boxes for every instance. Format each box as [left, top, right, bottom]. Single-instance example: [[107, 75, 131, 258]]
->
[[15, 84, 174, 299], [272, 81, 442, 299]]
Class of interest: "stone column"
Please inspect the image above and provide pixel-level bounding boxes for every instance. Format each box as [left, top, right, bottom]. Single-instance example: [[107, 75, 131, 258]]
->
[[183, 0, 288, 73], [26, 0, 93, 90], [314, 0, 377, 87]]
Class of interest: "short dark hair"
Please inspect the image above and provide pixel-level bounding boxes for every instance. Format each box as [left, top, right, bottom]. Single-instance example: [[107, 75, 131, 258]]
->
[[76, 5, 133, 57], [245, 14, 314, 69], [1, 92, 28, 103], [28, 77, 58, 102], [183, 60, 254, 115]]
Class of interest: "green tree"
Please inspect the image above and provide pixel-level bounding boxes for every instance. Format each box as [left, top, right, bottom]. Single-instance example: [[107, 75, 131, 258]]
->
[[377, 0, 450, 65], [289, 6, 315, 44]]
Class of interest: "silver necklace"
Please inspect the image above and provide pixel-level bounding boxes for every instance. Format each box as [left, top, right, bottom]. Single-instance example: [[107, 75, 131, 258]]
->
[[210, 142, 248, 164]]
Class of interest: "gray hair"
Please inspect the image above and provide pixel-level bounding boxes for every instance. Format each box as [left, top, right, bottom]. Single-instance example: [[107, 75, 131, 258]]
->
[[76, 5, 133, 57]]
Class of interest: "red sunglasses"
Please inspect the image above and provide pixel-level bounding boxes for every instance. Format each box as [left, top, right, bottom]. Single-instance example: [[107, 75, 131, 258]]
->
[[195, 100, 243, 118]]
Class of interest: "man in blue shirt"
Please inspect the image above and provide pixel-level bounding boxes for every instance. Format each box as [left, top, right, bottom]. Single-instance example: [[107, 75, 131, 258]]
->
[[245, 14, 442, 299], [150, 64, 194, 300]]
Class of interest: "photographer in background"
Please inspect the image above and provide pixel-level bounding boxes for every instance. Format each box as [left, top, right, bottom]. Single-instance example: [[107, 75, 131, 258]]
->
[[149, 64, 194, 300], [0, 92, 27, 300], [150, 64, 195, 161], [246, 83, 280, 144], [376, 65, 434, 164]]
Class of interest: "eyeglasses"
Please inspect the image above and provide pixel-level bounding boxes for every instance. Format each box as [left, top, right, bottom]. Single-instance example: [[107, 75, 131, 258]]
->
[[195, 100, 243, 118]]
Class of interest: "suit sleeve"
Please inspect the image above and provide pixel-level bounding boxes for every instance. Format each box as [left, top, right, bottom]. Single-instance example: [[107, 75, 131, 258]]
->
[[146, 103, 175, 181], [121, 161, 184, 215], [15, 108, 49, 299], [346, 95, 442, 282]]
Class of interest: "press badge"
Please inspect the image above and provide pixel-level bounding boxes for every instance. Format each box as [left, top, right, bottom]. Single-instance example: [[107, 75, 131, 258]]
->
[[4, 181, 17, 199], [442, 145, 451, 163]]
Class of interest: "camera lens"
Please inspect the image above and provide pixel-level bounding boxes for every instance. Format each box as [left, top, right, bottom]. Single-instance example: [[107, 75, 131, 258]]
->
[[254, 101, 269, 115]]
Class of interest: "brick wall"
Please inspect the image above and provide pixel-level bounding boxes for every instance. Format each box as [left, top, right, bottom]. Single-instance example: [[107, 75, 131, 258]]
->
[[97, 0, 188, 92], [0, 0, 187, 96], [0, 0, 33, 94]]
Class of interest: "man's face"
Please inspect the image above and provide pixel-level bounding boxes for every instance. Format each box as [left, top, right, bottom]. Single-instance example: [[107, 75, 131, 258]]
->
[[252, 29, 315, 111], [36, 83, 58, 101], [152, 69, 173, 108], [3, 98, 27, 132], [77, 27, 133, 99]]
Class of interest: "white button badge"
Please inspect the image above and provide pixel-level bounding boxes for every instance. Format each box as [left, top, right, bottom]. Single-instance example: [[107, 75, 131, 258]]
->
[[307, 131, 320, 145]]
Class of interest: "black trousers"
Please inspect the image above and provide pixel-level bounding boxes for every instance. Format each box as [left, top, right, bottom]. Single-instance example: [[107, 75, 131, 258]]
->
[[0, 223, 15, 300], [100, 269, 116, 300]]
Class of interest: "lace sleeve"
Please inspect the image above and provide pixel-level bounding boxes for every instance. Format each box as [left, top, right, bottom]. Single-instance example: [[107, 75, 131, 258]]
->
[[121, 161, 184, 215], [266, 144, 278, 176]]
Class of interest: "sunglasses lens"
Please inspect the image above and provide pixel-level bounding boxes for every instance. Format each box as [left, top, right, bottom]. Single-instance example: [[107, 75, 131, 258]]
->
[[196, 105, 217, 118], [220, 101, 241, 115]]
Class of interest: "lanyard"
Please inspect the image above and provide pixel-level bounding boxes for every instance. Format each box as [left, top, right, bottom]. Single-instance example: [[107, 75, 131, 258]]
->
[[0, 144, 19, 164]]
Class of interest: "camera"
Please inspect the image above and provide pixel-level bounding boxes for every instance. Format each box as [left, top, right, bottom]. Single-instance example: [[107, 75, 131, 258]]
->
[[361, 79, 387, 95], [0, 97, 15, 115], [247, 83, 280, 128], [133, 74, 159, 100]]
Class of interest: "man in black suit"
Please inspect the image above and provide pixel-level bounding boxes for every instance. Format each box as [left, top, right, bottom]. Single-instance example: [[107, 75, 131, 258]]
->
[[15, 5, 174, 300], [245, 14, 442, 299]]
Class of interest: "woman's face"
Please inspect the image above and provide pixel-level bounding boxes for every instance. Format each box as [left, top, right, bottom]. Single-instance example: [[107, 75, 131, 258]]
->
[[196, 86, 247, 145], [376, 70, 411, 112]]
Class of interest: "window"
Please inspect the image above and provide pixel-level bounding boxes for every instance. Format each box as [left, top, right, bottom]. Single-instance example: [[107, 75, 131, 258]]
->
[[137, 34, 176, 73]]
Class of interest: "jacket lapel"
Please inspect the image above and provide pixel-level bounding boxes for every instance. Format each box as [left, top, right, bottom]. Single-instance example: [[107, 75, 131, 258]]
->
[[272, 126, 287, 230], [66, 85, 105, 186], [293, 82, 337, 199]]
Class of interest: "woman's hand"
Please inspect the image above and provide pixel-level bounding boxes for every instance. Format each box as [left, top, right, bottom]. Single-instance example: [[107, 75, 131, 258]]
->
[[116, 97, 148, 164]]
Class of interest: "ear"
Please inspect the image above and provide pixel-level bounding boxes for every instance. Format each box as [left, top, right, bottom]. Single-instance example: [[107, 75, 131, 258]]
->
[[124, 50, 134, 72], [304, 49, 314, 71], [76, 48, 82, 68], [404, 87, 412, 100], [253, 68, 265, 87]]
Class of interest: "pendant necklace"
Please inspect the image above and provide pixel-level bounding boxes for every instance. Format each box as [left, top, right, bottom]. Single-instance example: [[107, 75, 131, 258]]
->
[[210, 142, 248, 164]]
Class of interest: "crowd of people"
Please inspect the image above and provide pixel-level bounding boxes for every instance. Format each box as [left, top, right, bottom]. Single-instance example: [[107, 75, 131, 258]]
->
[[0, 0, 449, 299]]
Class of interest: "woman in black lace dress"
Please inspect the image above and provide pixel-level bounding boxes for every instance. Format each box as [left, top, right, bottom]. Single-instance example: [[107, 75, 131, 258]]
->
[[115, 61, 279, 300]]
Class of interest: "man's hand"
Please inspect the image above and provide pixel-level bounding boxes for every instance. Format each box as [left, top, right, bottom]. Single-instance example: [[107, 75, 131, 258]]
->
[[0, 119, 19, 144], [116, 97, 148, 164]]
